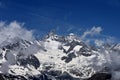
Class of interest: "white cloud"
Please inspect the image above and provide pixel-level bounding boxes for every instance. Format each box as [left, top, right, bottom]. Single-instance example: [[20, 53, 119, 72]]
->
[[81, 26, 102, 39], [0, 21, 34, 44], [95, 39, 104, 46], [0, 21, 5, 27]]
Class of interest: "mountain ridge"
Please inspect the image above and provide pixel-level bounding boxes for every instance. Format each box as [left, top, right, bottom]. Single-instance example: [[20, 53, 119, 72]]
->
[[0, 32, 119, 80]]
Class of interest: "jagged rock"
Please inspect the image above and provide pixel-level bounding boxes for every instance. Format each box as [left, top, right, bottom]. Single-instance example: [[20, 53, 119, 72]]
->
[[61, 52, 76, 63], [85, 73, 111, 80], [0, 74, 27, 80], [17, 55, 40, 69]]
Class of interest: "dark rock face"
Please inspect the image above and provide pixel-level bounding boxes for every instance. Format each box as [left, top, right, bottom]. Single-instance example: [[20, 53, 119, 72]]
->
[[0, 74, 27, 80], [61, 52, 76, 63], [41, 71, 80, 80], [0, 72, 112, 80], [85, 73, 112, 80], [43, 70, 62, 77], [0, 73, 52, 80], [0, 73, 75, 80], [28, 74, 52, 80], [56, 72, 80, 80], [17, 55, 40, 69], [61, 40, 92, 63]]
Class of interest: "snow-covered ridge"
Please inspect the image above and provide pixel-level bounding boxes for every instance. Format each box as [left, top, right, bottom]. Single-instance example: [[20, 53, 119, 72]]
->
[[0, 32, 120, 80]]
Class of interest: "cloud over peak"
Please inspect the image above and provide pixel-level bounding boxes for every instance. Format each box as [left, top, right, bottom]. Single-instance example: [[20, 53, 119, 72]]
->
[[0, 21, 34, 44]]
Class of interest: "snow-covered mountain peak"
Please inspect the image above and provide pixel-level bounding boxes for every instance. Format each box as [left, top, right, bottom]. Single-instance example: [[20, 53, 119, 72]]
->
[[0, 33, 119, 80]]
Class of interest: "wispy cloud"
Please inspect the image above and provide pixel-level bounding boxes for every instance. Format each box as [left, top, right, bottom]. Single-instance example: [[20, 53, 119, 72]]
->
[[95, 39, 104, 46], [0, 21, 35, 44], [81, 26, 102, 39], [80, 26, 118, 46]]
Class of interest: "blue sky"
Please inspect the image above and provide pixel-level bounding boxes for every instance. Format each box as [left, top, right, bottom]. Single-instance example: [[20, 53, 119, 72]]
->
[[0, 0, 120, 39]]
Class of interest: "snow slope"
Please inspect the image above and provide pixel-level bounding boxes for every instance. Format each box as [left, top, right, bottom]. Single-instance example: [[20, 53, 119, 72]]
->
[[0, 32, 119, 80]]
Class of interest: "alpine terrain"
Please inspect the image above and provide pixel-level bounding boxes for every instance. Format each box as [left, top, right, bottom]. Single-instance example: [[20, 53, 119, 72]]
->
[[0, 31, 120, 80]]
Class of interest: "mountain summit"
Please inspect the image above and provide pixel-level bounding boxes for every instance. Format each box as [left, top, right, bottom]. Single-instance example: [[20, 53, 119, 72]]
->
[[0, 32, 119, 80]]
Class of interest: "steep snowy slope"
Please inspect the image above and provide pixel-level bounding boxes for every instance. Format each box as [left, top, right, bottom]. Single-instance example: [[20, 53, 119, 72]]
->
[[0, 32, 119, 80]]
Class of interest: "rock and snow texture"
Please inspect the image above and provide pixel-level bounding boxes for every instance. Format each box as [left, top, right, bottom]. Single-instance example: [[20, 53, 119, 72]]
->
[[0, 22, 119, 80], [0, 32, 119, 80]]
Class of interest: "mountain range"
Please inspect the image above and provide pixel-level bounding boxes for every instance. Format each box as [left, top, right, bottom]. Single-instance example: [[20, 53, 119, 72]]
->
[[0, 32, 120, 80]]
